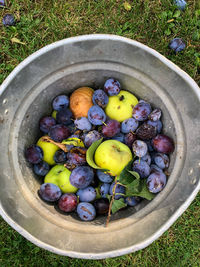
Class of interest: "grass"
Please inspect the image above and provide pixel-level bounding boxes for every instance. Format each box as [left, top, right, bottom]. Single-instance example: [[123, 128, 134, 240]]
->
[[0, 0, 200, 266]]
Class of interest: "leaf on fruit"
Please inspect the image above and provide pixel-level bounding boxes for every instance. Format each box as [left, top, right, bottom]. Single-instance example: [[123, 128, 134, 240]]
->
[[123, 1, 132, 11], [118, 160, 135, 185], [86, 138, 108, 171], [111, 198, 127, 214], [128, 170, 140, 179], [126, 179, 154, 200]]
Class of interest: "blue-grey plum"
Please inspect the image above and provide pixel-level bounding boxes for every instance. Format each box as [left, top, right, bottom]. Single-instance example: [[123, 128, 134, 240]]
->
[[33, 161, 49, 176], [76, 186, 96, 202], [147, 171, 167, 193], [132, 159, 150, 178], [74, 117, 92, 131], [109, 182, 126, 200], [154, 153, 169, 169], [70, 166, 94, 189], [121, 118, 139, 134], [169, 38, 186, 53], [38, 183, 62, 202], [77, 202, 96, 221], [96, 170, 113, 183], [100, 183, 110, 198]]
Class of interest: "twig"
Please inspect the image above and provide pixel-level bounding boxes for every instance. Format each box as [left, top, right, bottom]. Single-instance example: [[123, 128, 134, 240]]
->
[[41, 136, 68, 152], [106, 177, 118, 227]]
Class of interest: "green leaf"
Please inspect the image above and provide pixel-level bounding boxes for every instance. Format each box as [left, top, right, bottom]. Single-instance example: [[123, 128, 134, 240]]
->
[[111, 198, 127, 214], [125, 179, 141, 195], [126, 179, 154, 200], [173, 10, 181, 18], [86, 138, 108, 171], [128, 170, 140, 179], [165, 28, 171, 35], [118, 160, 134, 185]]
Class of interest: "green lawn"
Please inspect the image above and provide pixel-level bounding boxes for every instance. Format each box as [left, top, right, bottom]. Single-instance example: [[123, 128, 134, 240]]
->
[[0, 0, 200, 266]]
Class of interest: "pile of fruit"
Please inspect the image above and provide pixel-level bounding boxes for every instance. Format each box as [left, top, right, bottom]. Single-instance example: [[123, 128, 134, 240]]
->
[[25, 78, 175, 224]]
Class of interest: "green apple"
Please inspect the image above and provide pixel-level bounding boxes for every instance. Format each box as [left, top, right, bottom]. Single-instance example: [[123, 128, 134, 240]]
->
[[105, 90, 138, 122], [94, 140, 133, 176], [44, 165, 78, 193], [37, 136, 59, 165]]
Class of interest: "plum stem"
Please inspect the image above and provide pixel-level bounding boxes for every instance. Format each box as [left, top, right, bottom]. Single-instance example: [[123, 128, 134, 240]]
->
[[106, 176, 118, 227], [41, 136, 68, 152], [101, 121, 107, 126]]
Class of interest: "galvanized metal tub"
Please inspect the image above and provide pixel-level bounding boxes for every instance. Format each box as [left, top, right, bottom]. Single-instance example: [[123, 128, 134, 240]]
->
[[0, 34, 200, 259]]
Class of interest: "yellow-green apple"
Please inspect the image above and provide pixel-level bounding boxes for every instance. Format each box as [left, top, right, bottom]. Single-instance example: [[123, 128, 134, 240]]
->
[[94, 140, 133, 176], [105, 90, 138, 122], [37, 136, 59, 165], [44, 165, 78, 193]]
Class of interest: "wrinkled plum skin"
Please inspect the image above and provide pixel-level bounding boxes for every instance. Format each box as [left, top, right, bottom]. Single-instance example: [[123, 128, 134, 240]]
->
[[147, 120, 162, 134], [109, 182, 126, 200], [67, 147, 87, 166], [33, 161, 49, 176], [132, 140, 148, 157], [147, 171, 167, 193], [48, 124, 70, 142], [77, 202, 96, 221], [102, 120, 120, 138], [74, 117, 92, 131], [154, 153, 169, 169], [54, 150, 67, 164], [132, 101, 152, 121], [92, 89, 109, 108], [58, 193, 78, 212], [39, 183, 62, 202], [25, 145, 43, 164], [52, 95, 69, 111], [148, 108, 162, 121], [132, 159, 150, 178], [124, 132, 137, 148], [88, 105, 106, 125], [77, 186, 96, 202], [70, 166, 94, 189], [39, 116, 56, 133], [93, 198, 109, 215], [136, 122, 157, 140], [152, 134, 174, 154], [104, 78, 121, 96]]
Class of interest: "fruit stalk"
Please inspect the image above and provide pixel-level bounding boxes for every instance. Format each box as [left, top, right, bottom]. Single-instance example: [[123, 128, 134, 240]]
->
[[105, 176, 118, 227], [41, 136, 67, 152]]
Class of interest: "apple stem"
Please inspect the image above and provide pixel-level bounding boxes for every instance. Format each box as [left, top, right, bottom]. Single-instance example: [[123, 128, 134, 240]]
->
[[101, 121, 107, 126], [40, 136, 68, 152], [105, 176, 118, 227]]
